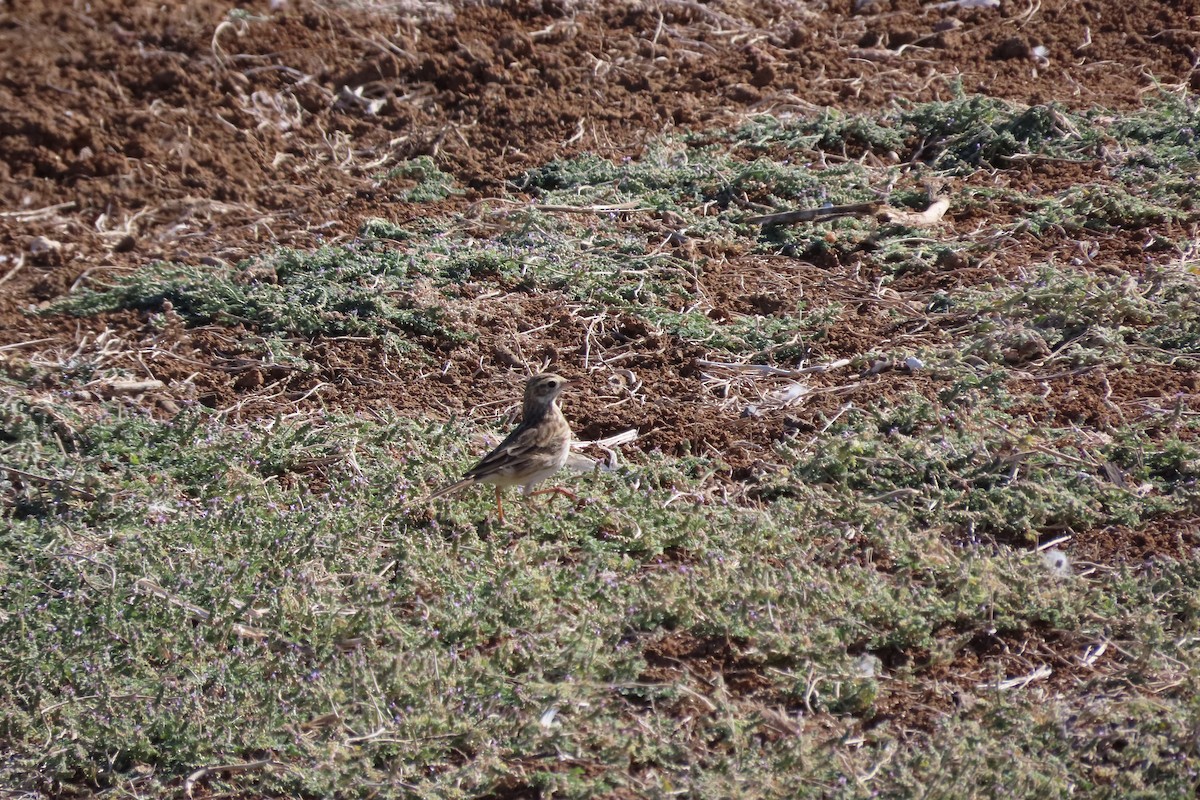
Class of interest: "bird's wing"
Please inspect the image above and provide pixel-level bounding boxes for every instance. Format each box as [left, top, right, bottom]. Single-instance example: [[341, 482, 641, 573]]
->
[[463, 422, 549, 479]]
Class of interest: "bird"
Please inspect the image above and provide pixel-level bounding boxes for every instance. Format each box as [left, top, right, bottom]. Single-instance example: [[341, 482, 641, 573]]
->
[[428, 373, 577, 523]]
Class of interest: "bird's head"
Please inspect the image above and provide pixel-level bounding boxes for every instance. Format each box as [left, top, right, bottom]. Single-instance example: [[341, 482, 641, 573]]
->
[[523, 373, 572, 417]]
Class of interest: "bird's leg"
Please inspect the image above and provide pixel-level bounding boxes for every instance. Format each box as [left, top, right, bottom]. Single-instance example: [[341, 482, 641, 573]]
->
[[528, 486, 578, 505], [495, 485, 506, 524]]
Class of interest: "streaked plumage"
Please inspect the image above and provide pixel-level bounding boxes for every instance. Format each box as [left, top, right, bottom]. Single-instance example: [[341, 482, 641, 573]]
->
[[428, 373, 575, 522]]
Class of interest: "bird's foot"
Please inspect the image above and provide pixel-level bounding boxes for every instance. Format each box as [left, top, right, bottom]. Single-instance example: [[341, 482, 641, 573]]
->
[[529, 486, 578, 503]]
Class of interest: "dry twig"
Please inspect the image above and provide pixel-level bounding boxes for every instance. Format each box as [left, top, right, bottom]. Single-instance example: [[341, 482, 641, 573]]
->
[[185, 759, 288, 798]]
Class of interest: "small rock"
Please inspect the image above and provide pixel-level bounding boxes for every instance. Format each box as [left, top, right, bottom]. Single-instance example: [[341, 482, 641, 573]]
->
[[993, 37, 1032, 60], [29, 236, 62, 254], [234, 370, 265, 391], [937, 249, 970, 270], [888, 30, 921, 48], [854, 654, 883, 678], [751, 63, 777, 87], [28, 235, 66, 266], [726, 83, 761, 103], [492, 345, 522, 368]]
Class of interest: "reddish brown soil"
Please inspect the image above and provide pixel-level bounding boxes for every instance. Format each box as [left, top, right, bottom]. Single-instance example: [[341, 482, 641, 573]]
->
[[3, 0, 1200, 569], [638, 625, 1103, 743], [1071, 512, 1200, 564]]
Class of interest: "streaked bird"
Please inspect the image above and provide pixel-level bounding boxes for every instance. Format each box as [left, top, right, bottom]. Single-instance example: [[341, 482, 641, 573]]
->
[[428, 373, 576, 523]]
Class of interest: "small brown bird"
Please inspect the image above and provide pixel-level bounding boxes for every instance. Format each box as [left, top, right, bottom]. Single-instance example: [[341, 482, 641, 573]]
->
[[428, 373, 577, 523]]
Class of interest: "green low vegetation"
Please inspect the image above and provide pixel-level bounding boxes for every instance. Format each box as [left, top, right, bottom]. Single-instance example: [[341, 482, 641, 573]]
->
[[5, 92, 1200, 798], [4, 398, 1199, 798]]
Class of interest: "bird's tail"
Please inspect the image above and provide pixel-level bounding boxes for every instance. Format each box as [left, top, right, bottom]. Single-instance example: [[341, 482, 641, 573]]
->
[[426, 477, 476, 500]]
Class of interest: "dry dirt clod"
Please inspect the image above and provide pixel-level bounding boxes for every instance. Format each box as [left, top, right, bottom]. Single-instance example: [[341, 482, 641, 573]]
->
[[992, 37, 1033, 60]]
